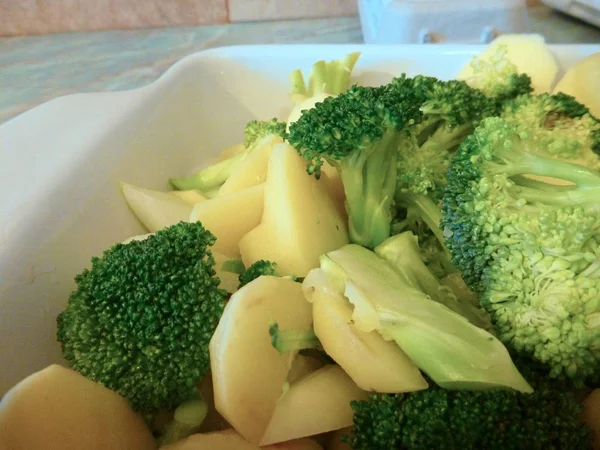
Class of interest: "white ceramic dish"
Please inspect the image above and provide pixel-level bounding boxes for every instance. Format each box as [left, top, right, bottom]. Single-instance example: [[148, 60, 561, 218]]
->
[[1, 43, 599, 395]]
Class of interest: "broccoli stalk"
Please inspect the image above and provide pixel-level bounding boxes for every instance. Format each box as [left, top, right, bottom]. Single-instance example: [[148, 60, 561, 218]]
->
[[269, 322, 320, 355], [157, 392, 208, 447], [170, 119, 286, 192], [442, 116, 600, 381], [288, 82, 425, 248], [56, 221, 227, 415]]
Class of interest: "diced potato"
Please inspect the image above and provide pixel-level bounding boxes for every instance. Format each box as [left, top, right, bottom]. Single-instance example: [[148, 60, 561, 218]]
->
[[239, 143, 349, 276], [209, 276, 313, 444], [259, 365, 368, 446], [457, 34, 560, 94], [287, 354, 324, 384], [311, 282, 428, 393], [190, 184, 265, 257], [121, 181, 192, 232], [212, 251, 241, 294], [218, 143, 246, 162], [162, 429, 259, 450], [553, 52, 600, 117], [170, 189, 207, 205], [219, 136, 283, 195], [0, 365, 155, 450], [321, 163, 346, 219], [265, 437, 324, 450], [581, 389, 600, 450], [325, 427, 353, 450]]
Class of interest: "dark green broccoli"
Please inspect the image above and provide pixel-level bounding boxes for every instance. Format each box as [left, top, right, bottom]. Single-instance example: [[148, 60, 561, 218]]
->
[[288, 80, 425, 248], [441, 116, 600, 381], [346, 359, 593, 450], [56, 221, 227, 415], [269, 322, 321, 354], [238, 260, 279, 288], [170, 118, 286, 192]]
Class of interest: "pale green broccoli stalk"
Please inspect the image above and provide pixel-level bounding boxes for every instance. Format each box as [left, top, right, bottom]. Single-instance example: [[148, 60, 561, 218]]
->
[[289, 52, 361, 105], [442, 116, 600, 382], [375, 232, 492, 331], [157, 392, 208, 447], [170, 119, 286, 192], [319, 244, 533, 392], [269, 322, 321, 355]]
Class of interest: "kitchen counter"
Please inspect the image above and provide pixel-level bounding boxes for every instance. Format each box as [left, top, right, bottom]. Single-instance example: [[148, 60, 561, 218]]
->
[[1, 6, 599, 124]]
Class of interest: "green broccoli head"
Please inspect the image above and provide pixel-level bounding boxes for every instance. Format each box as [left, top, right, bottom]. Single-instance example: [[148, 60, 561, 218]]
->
[[238, 260, 279, 288], [501, 92, 600, 166], [170, 118, 286, 192], [347, 359, 593, 450], [442, 117, 600, 381], [56, 221, 227, 415], [288, 80, 424, 248]]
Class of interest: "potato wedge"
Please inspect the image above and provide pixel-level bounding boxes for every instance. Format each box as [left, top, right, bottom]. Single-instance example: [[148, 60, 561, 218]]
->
[[170, 189, 207, 205], [0, 365, 154, 450], [209, 276, 313, 444], [218, 143, 246, 162], [325, 427, 353, 450], [239, 143, 349, 276], [260, 365, 368, 446], [553, 52, 600, 117], [190, 183, 265, 257], [219, 136, 283, 195], [212, 251, 242, 294], [121, 182, 192, 232]]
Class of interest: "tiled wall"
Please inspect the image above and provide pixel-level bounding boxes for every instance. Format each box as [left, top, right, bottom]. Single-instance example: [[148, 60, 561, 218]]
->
[[0, 0, 358, 36]]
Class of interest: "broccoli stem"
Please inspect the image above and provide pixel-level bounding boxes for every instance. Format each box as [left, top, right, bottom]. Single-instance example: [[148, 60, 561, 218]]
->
[[340, 130, 400, 248], [269, 322, 320, 355], [517, 185, 600, 207], [170, 152, 247, 191], [157, 392, 208, 447], [289, 69, 308, 96]]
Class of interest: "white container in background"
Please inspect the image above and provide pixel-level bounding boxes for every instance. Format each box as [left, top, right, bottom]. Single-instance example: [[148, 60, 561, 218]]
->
[[542, 0, 600, 29], [358, 0, 531, 44]]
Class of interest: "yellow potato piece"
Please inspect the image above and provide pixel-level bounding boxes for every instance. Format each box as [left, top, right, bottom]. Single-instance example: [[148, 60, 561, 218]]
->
[[458, 34, 559, 94], [287, 354, 324, 384], [121, 181, 192, 232], [239, 143, 349, 276], [581, 389, 600, 450], [321, 163, 346, 219], [0, 365, 154, 450], [190, 183, 265, 257], [326, 427, 353, 450], [212, 251, 242, 294], [218, 143, 246, 162], [554, 52, 600, 117], [259, 365, 368, 446], [311, 282, 428, 393], [266, 437, 324, 450], [170, 189, 207, 205], [209, 276, 313, 444], [219, 136, 283, 196]]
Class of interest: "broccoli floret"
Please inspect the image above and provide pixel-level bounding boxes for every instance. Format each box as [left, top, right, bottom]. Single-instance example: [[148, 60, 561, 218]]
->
[[269, 322, 321, 354], [320, 244, 532, 392], [288, 81, 425, 248], [442, 116, 600, 381], [289, 52, 361, 105], [347, 359, 593, 450], [56, 221, 227, 415], [170, 119, 286, 192], [459, 43, 533, 105], [238, 260, 279, 288], [501, 92, 600, 167]]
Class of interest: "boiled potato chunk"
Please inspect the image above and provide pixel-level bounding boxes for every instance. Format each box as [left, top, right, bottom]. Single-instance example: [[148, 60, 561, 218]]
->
[[212, 251, 242, 294], [287, 354, 324, 384], [554, 52, 600, 117], [170, 189, 207, 205], [218, 143, 246, 162], [239, 143, 349, 276], [311, 280, 428, 393], [260, 365, 368, 446], [219, 136, 283, 195], [0, 365, 154, 450], [581, 389, 600, 449], [321, 163, 346, 219], [190, 183, 265, 257], [209, 276, 313, 444], [326, 427, 353, 450], [121, 181, 192, 232], [266, 437, 324, 450], [458, 34, 559, 94]]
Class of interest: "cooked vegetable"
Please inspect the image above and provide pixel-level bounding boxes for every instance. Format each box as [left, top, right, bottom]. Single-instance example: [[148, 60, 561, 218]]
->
[[209, 276, 313, 444], [121, 182, 193, 232], [320, 244, 532, 392], [238, 260, 280, 288], [346, 359, 593, 450], [170, 119, 286, 192], [0, 365, 155, 450], [169, 189, 207, 205], [269, 322, 321, 355], [239, 143, 348, 276], [260, 365, 368, 446], [554, 51, 600, 117], [157, 392, 209, 447], [56, 222, 227, 415], [303, 268, 428, 393], [189, 183, 265, 257], [457, 34, 558, 95], [441, 117, 600, 381]]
